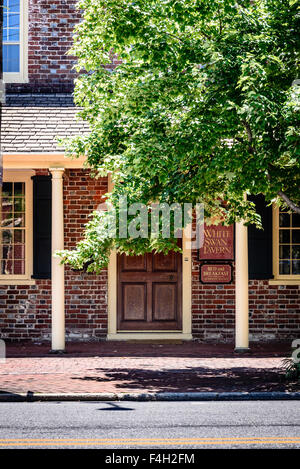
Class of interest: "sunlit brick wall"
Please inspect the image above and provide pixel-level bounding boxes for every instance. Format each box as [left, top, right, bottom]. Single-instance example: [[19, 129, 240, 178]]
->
[[0, 170, 108, 341], [7, 0, 80, 93], [191, 249, 300, 342]]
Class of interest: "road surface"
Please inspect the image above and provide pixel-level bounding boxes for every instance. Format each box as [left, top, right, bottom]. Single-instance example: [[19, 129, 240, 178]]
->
[[0, 400, 299, 448]]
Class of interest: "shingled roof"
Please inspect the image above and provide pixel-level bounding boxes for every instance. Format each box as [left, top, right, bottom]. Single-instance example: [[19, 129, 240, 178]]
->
[[1, 94, 89, 153]]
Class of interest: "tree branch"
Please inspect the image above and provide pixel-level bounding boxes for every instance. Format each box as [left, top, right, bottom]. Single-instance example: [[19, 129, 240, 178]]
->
[[242, 125, 300, 213], [266, 170, 300, 214], [165, 30, 211, 43], [164, 32, 186, 44], [242, 119, 256, 155], [277, 190, 300, 214], [219, 15, 223, 35]]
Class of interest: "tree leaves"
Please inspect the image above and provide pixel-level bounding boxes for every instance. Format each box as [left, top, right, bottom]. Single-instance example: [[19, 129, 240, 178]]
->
[[58, 0, 300, 270]]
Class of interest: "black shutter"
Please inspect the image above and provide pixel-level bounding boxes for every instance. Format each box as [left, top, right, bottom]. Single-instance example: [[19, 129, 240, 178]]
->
[[248, 194, 273, 279], [32, 175, 52, 279]]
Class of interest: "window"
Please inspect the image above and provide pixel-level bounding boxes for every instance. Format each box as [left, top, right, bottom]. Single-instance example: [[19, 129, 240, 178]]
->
[[0, 172, 33, 282], [2, 0, 28, 83], [273, 206, 300, 280]]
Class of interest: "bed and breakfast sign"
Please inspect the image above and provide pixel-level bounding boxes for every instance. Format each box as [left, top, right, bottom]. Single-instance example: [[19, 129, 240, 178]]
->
[[198, 224, 234, 284], [200, 263, 233, 284]]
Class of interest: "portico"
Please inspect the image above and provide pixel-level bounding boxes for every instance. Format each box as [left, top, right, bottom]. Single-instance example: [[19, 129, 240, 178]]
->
[[3, 152, 251, 350]]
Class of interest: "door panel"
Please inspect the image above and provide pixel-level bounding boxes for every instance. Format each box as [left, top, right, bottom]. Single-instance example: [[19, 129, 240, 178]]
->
[[122, 255, 147, 272], [122, 283, 147, 321], [152, 283, 176, 321], [152, 251, 177, 272], [117, 251, 182, 331]]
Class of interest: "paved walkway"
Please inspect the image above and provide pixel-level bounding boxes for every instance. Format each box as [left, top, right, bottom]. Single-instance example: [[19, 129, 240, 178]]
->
[[0, 342, 298, 394]]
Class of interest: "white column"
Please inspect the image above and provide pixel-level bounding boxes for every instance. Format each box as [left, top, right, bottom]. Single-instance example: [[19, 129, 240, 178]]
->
[[235, 211, 250, 351], [50, 168, 65, 351]]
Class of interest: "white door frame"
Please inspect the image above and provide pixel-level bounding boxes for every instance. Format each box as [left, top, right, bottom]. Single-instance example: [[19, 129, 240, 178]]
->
[[107, 231, 192, 341]]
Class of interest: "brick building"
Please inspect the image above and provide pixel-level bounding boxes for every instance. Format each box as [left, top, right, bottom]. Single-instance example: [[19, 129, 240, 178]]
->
[[1, 0, 299, 348]]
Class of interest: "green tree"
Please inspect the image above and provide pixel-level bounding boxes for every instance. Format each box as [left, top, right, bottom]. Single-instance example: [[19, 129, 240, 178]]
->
[[58, 0, 300, 272]]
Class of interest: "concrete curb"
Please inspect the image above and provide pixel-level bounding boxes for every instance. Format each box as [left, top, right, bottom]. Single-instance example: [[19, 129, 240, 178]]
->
[[0, 391, 299, 402]]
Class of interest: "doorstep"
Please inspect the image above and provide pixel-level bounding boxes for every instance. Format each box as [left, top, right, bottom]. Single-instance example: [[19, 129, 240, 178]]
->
[[106, 332, 193, 341]]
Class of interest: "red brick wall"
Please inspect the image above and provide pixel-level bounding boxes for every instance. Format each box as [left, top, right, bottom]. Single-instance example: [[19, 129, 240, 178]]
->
[[63, 170, 108, 341], [191, 251, 300, 342], [0, 169, 108, 342], [0, 171, 299, 342], [7, 0, 81, 93], [6, 0, 124, 94]]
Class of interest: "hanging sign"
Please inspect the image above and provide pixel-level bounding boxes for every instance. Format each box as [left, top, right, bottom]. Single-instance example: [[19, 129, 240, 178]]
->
[[198, 224, 234, 261], [200, 263, 233, 284]]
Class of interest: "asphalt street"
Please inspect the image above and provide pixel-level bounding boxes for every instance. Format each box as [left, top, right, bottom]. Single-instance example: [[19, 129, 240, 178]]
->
[[0, 401, 299, 448]]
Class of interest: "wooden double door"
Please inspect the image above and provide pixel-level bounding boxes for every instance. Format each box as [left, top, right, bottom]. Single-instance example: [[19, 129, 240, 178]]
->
[[117, 251, 182, 331]]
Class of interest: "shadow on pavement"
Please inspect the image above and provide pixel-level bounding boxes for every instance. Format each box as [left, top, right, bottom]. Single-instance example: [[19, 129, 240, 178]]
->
[[70, 366, 298, 393], [97, 402, 134, 411]]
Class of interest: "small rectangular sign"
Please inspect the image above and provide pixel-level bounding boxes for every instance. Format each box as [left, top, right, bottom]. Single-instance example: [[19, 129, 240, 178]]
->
[[200, 263, 233, 284], [198, 224, 234, 261]]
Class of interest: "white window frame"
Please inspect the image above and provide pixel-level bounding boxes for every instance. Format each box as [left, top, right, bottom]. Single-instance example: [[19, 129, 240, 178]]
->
[[3, 0, 28, 84], [0, 170, 34, 284], [272, 205, 300, 282]]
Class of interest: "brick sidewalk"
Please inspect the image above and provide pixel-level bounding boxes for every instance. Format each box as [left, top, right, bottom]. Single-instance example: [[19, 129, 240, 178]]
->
[[0, 342, 298, 394]]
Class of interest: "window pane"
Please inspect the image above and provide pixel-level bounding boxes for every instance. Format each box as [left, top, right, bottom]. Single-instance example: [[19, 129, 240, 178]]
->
[[292, 214, 300, 227], [14, 183, 25, 196], [1, 245, 8, 259], [14, 197, 25, 211], [2, 245, 13, 261], [8, 28, 19, 42], [292, 230, 300, 244], [279, 230, 290, 243], [14, 244, 25, 260], [1, 189, 13, 223], [2, 183, 13, 197], [2, 230, 13, 245], [3, 44, 20, 72], [292, 246, 300, 259], [292, 260, 300, 275], [279, 245, 290, 259], [279, 213, 290, 227], [14, 260, 25, 275], [14, 230, 25, 243], [279, 260, 290, 275], [1, 207, 12, 220], [1, 260, 13, 275], [8, 13, 19, 28], [13, 213, 25, 227], [1, 211, 13, 226], [2, 198, 13, 214], [8, 0, 20, 12]]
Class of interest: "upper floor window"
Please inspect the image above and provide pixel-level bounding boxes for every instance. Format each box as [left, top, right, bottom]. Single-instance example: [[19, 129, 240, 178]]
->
[[273, 207, 300, 279], [2, 0, 28, 83]]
